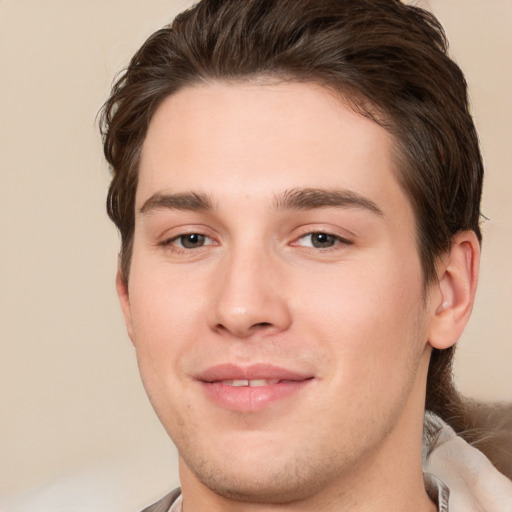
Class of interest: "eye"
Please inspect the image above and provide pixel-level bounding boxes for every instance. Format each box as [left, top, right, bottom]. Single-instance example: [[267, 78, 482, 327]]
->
[[167, 233, 213, 249], [296, 232, 349, 249]]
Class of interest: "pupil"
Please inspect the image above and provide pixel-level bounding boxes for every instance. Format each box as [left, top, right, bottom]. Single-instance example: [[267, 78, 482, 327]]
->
[[182, 234, 205, 248], [312, 233, 334, 248]]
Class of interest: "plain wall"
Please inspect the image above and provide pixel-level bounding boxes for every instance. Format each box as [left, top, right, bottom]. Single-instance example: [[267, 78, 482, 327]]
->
[[1, 0, 510, 509]]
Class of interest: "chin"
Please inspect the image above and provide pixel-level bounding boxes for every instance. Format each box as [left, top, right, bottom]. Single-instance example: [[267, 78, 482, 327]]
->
[[194, 468, 330, 504], [181, 443, 346, 505]]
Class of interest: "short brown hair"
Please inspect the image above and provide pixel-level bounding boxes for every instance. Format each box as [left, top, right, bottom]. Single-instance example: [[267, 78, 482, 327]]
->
[[101, 0, 482, 284], [100, 0, 493, 468]]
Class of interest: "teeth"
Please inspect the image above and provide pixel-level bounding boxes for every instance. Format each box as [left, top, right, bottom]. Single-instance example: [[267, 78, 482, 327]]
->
[[249, 379, 278, 387], [220, 379, 280, 387], [229, 379, 249, 387]]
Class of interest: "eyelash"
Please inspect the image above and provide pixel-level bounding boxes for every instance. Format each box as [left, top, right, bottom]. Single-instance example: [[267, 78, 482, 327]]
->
[[160, 230, 352, 254], [292, 231, 352, 250], [161, 233, 216, 251]]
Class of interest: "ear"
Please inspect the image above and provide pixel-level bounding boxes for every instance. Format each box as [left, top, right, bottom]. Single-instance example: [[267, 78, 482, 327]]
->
[[116, 269, 135, 344], [428, 230, 480, 350]]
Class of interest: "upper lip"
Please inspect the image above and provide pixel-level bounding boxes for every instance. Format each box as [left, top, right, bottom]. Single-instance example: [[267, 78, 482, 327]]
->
[[196, 363, 313, 383]]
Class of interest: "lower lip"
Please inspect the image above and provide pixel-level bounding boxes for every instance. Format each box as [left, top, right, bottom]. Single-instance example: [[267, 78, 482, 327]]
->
[[200, 380, 313, 412]]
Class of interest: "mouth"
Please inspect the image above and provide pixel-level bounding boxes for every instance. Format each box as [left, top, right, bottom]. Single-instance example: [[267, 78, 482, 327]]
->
[[218, 379, 281, 387], [196, 364, 315, 412]]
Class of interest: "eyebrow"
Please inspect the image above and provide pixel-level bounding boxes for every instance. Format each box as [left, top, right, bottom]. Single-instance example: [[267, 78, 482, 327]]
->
[[139, 192, 214, 215], [138, 187, 383, 216], [274, 188, 383, 215]]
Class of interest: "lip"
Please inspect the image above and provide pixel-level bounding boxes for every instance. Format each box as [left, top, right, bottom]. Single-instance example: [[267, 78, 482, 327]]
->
[[196, 363, 314, 412]]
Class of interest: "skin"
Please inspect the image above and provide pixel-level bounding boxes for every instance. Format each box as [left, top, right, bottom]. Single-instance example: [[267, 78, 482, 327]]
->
[[117, 81, 479, 511]]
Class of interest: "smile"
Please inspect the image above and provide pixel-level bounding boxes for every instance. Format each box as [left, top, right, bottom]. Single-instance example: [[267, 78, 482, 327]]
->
[[219, 379, 280, 387], [196, 364, 315, 412]]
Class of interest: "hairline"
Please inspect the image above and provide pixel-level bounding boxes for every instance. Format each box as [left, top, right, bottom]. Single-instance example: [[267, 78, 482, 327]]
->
[[119, 75, 442, 289]]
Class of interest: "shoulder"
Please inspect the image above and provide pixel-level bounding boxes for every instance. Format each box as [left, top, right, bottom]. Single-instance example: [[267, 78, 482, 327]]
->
[[140, 488, 181, 512], [424, 412, 512, 512]]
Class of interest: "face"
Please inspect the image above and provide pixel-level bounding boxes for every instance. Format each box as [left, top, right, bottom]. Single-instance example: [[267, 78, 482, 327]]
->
[[120, 81, 434, 503]]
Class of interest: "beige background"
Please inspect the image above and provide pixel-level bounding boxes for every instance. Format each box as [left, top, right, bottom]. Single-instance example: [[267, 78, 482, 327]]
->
[[0, 0, 510, 510]]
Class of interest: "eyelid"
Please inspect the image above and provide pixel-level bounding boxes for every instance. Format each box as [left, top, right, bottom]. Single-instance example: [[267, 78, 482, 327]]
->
[[166, 233, 215, 248], [293, 232, 352, 248], [156, 225, 220, 251], [290, 225, 354, 247]]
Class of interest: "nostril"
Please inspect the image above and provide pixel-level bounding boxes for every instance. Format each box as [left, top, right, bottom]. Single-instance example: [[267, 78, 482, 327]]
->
[[213, 321, 275, 338], [254, 322, 272, 329]]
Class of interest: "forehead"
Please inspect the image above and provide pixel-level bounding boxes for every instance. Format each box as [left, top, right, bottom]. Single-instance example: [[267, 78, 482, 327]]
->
[[137, 81, 408, 219]]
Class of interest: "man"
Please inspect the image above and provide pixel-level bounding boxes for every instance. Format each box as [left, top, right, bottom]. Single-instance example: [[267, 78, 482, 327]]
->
[[100, 0, 512, 510]]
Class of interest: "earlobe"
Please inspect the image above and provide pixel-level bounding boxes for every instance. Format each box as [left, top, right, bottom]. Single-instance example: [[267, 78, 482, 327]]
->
[[428, 231, 480, 350], [116, 269, 135, 344]]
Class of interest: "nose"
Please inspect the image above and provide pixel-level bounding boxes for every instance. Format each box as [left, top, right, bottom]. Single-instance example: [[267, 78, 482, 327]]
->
[[207, 246, 292, 339]]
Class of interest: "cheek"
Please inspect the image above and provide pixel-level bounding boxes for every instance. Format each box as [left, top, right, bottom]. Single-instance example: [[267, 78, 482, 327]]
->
[[130, 253, 208, 334], [295, 255, 426, 384], [127, 265, 208, 387], [127, 270, 207, 433]]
